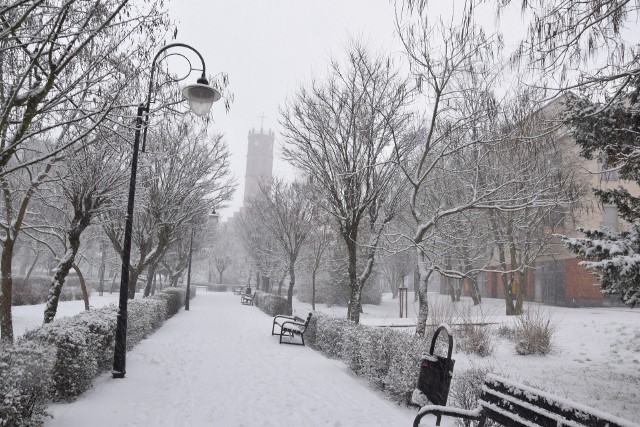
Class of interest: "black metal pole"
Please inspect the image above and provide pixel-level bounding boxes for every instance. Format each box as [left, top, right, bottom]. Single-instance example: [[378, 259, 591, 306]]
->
[[112, 104, 144, 379], [185, 226, 194, 311]]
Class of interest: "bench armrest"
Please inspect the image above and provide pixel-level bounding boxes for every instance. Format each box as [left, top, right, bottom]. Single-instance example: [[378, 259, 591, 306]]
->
[[413, 405, 482, 427]]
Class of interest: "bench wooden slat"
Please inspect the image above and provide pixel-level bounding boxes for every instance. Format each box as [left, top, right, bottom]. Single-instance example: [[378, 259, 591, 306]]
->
[[484, 374, 634, 427], [413, 374, 639, 427]]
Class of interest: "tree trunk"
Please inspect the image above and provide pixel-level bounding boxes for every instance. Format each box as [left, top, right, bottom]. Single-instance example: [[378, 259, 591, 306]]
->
[[24, 251, 40, 283], [311, 260, 320, 311], [72, 264, 90, 311], [515, 269, 526, 314], [0, 240, 16, 343], [287, 258, 295, 312], [44, 226, 84, 324], [415, 251, 432, 337], [143, 262, 157, 297], [98, 241, 106, 296], [346, 236, 359, 323]]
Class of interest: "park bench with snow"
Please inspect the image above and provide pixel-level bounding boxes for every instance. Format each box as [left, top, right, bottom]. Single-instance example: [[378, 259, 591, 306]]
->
[[233, 286, 248, 295], [271, 309, 312, 346], [240, 292, 254, 305], [413, 372, 638, 427]]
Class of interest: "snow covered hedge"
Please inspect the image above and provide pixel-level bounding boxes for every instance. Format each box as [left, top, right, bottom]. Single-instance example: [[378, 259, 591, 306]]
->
[[0, 287, 188, 425], [0, 340, 55, 426], [306, 312, 430, 404], [253, 291, 291, 316]]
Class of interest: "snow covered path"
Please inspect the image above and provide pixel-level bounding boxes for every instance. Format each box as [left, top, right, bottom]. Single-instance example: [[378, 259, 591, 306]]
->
[[46, 292, 416, 427]]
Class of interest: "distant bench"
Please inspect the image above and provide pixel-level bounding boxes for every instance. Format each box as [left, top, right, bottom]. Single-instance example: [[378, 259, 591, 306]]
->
[[413, 373, 637, 427], [240, 292, 254, 306], [271, 310, 312, 346]]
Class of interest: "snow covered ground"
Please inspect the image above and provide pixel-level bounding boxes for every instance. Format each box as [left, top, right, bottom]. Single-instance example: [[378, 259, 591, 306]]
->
[[12, 290, 640, 425]]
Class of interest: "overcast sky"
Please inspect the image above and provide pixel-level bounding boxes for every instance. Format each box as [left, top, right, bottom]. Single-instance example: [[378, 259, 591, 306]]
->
[[167, 1, 401, 219]]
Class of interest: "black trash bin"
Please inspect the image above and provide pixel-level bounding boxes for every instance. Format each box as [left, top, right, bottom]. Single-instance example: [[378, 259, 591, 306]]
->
[[416, 324, 455, 419]]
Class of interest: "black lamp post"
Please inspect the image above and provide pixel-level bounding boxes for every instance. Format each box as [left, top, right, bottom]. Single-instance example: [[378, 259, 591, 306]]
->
[[185, 226, 194, 311], [112, 43, 221, 379]]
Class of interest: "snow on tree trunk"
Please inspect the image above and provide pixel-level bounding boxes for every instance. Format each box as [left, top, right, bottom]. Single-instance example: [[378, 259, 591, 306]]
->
[[0, 239, 16, 343], [44, 248, 76, 323], [415, 251, 432, 337]]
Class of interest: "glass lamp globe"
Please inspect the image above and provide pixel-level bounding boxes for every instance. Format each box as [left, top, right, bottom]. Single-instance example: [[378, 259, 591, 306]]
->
[[182, 78, 221, 117]]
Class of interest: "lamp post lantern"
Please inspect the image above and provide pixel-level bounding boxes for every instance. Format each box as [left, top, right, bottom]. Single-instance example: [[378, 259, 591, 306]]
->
[[112, 43, 221, 379]]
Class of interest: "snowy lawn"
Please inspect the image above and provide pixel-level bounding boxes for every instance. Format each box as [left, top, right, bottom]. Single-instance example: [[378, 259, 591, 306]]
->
[[12, 291, 640, 425]]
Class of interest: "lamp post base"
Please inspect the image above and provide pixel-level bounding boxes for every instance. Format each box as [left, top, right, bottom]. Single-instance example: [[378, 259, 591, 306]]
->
[[112, 370, 126, 379]]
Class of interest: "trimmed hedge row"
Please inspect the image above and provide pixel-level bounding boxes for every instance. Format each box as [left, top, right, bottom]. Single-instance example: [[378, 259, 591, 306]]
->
[[252, 291, 291, 317], [12, 276, 94, 306], [0, 287, 188, 426], [305, 312, 430, 404]]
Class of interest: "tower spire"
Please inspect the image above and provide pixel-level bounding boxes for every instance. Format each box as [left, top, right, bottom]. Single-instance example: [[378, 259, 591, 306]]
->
[[258, 113, 268, 133]]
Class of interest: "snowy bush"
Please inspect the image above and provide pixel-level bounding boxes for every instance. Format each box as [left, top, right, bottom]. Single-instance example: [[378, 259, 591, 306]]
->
[[207, 284, 228, 292], [512, 305, 557, 355], [455, 306, 495, 357], [0, 340, 55, 426], [22, 320, 100, 401], [383, 333, 429, 404], [126, 297, 166, 350], [253, 291, 291, 316], [307, 312, 433, 404], [448, 365, 498, 427], [154, 287, 186, 318], [312, 314, 354, 358]]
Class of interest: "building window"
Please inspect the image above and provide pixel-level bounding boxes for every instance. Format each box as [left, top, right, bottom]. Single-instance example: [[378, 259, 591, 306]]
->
[[602, 204, 619, 230]]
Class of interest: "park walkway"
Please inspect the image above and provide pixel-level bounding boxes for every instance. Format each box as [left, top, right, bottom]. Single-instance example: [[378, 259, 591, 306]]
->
[[46, 292, 416, 427]]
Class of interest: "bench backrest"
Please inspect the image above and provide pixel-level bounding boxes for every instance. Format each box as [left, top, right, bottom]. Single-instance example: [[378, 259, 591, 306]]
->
[[479, 374, 636, 427]]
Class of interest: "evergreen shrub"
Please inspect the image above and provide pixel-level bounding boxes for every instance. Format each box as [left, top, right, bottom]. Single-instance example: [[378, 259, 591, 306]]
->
[[2, 286, 187, 422], [305, 312, 431, 404], [253, 291, 290, 316], [207, 284, 229, 292], [0, 340, 55, 426]]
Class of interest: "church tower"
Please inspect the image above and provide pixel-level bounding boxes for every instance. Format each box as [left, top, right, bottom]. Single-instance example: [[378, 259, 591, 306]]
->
[[243, 127, 274, 205]]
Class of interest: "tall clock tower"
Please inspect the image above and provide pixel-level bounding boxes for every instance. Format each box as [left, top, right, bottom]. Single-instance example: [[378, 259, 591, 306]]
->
[[243, 127, 274, 205]]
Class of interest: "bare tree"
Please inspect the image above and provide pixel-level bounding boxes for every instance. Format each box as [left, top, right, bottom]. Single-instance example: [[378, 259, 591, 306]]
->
[[242, 179, 314, 311], [280, 42, 412, 323], [42, 137, 127, 323], [0, 0, 169, 176], [497, 0, 640, 96], [103, 122, 235, 299]]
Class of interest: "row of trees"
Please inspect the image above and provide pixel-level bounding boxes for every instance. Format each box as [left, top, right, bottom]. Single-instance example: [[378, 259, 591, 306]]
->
[[234, 0, 640, 335], [0, 1, 235, 343]]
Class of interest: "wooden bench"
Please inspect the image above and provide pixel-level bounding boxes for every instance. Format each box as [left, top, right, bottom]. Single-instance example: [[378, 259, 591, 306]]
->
[[413, 373, 638, 427], [271, 310, 312, 346], [240, 292, 254, 305], [233, 286, 248, 295]]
